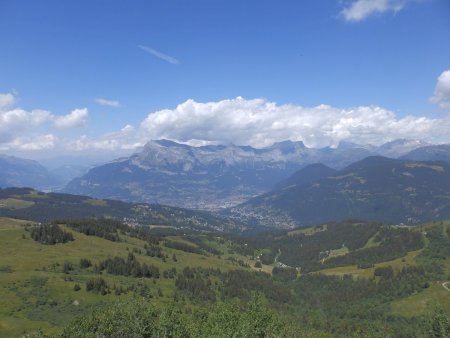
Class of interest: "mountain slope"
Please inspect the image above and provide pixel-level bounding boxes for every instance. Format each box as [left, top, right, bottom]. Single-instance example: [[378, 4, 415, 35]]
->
[[64, 139, 377, 210], [0, 154, 60, 190], [237, 157, 450, 227], [0, 187, 239, 231], [401, 144, 450, 163], [274, 163, 336, 190]]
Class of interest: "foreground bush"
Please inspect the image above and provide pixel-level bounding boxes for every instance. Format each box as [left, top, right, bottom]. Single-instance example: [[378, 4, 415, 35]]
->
[[61, 294, 290, 338]]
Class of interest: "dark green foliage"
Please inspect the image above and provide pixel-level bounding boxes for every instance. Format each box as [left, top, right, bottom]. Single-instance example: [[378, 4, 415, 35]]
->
[[324, 227, 424, 269], [98, 253, 160, 278], [260, 251, 275, 265], [228, 221, 424, 273], [163, 267, 177, 279], [62, 262, 74, 274], [175, 267, 215, 302], [66, 218, 125, 241], [30, 223, 74, 245], [374, 266, 394, 279], [429, 308, 450, 338], [184, 235, 221, 255], [85, 277, 108, 295], [146, 244, 164, 258], [220, 270, 291, 303], [79, 258, 92, 269], [73, 284, 81, 291], [254, 261, 262, 268], [420, 225, 450, 260], [62, 294, 286, 338], [272, 266, 297, 281]]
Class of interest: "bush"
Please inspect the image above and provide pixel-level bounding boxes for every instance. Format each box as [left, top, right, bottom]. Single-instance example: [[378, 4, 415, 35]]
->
[[30, 223, 74, 245], [79, 258, 92, 269]]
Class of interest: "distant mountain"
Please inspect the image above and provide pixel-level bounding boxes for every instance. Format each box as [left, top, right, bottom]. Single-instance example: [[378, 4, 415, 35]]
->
[[375, 139, 430, 158], [64, 139, 379, 209], [235, 156, 450, 228], [401, 144, 450, 163], [0, 155, 60, 190], [274, 163, 336, 191]]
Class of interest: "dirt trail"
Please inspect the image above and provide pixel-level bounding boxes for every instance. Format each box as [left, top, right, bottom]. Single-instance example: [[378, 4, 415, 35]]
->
[[442, 282, 450, 292]]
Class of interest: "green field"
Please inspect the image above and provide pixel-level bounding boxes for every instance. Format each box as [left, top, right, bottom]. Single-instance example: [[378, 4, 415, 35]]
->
[[1, 217, 449, 337], [0, 218, 252, 337], [0, 199, 35, 209], [390, 281, 450, 317]]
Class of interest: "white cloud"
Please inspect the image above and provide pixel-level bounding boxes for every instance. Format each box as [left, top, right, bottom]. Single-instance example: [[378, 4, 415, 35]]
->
[[138, 45, 180, 65], [0, 93, 16, 111], [95, 98, 121, 108], [430, 70, 450, 109], [68, 124, 142, 151], [0, 107, 52, 142], [9, 134, 56, 151], [341, 0, 408, 22], [53, 108, 89, 129], [140, 97, 450, 148]]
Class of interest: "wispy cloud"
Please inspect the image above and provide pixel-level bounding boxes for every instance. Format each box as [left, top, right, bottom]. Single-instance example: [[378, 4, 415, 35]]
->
[[341, 0, 408, 22], [138, 45, 180, 65], [95, 98, 121, 108]]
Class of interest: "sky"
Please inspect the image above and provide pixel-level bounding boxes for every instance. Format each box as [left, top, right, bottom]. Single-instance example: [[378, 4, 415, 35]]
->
[[1, 0, 450, 159]]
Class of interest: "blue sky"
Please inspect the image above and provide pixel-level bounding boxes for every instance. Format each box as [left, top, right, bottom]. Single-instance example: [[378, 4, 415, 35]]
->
[[1, 0, 450, 157]]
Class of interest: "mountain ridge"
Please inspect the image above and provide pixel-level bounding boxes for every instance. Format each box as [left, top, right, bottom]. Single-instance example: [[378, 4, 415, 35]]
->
[[235, 156, 450, 228]]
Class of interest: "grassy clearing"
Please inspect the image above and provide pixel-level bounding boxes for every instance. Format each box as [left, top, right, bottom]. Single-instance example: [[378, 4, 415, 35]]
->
[[360, 231, 380, 250], [390, 281, 450, 318], [83, 198, 108, 207], [288, 224, 327, 237], [0, 198, 35, 209], [318, 249, 422, 279], [322, 246, 349, 261]]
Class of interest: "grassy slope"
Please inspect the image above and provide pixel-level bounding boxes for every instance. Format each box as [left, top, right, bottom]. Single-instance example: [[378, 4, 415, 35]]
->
[[1, 218, 449, 336], [317, 221, 450, 318], [0, 218, 249, 337]]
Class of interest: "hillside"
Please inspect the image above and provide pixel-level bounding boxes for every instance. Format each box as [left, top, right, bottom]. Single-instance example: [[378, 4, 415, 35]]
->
[[0, 187, 239, 232], [236, 157, 450, 227], [0, 155, 60, 191], [0, 217, 448, 337], [273, 163, 336, 190]]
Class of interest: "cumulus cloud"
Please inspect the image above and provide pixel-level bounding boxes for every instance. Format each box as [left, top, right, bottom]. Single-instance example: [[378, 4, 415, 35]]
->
[[68, 125, 142, 151], [341, 0, 408, 22], [140, 97, 450, 148], [95, 98, 121, 108], [3, 134, 57, 151], [430, 70, 450, 109], [0, 93, 16, 111], [138, 45, 180, 65], [53, 108, 89, 129], [0, 92, 89, 151], [0, 107, 52, 142]]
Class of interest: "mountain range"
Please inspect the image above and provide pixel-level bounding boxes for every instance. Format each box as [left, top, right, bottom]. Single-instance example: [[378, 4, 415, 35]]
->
[[63, 139, 442, 210], [234, 156, 450, 227], [2, 138, 450, 214]]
